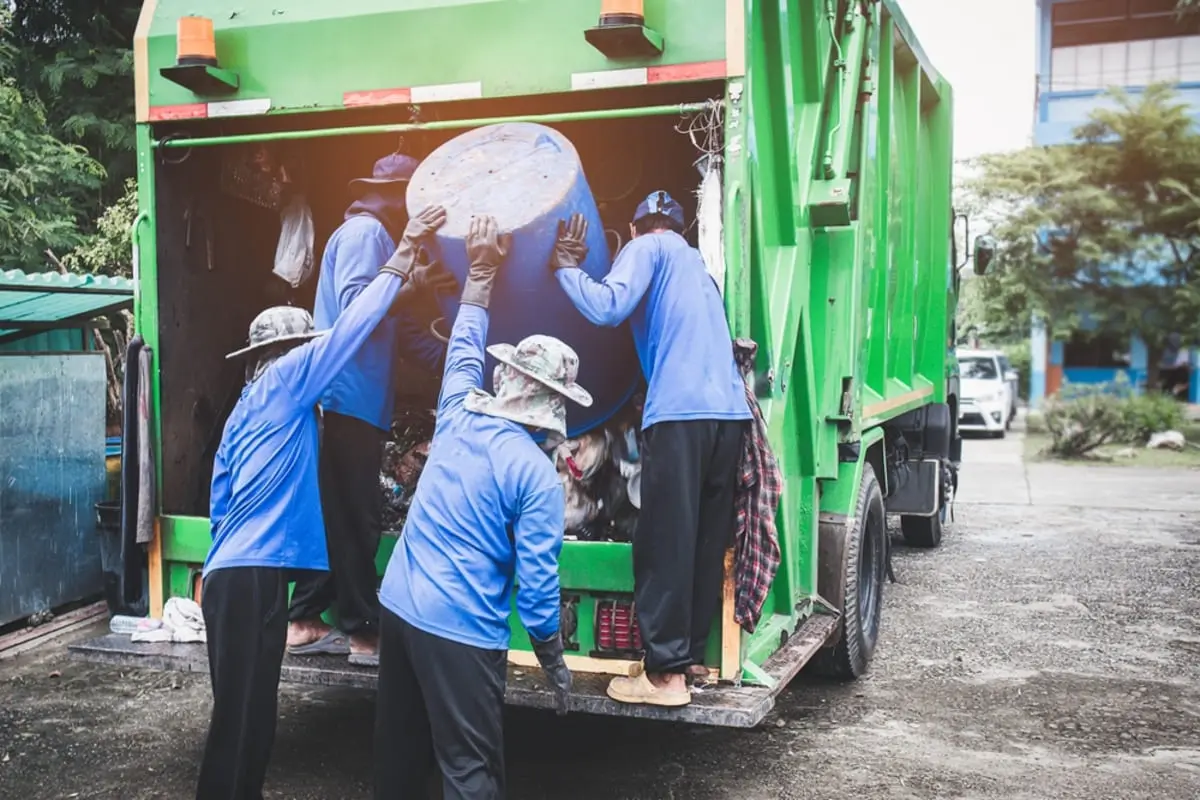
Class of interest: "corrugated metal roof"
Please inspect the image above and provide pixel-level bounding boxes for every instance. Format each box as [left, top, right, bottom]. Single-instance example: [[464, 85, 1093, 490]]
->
[[0, 269, 134, 343]]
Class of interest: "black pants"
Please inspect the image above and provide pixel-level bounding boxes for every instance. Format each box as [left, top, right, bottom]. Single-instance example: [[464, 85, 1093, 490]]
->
[[634, 419, 746, 674], [374, 609, 507, 800], [197, 567, 288, 800], [289, 411, 385, 636]]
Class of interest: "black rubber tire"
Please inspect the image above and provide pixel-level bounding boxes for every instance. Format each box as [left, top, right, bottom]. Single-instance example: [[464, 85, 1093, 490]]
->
[[813, 464, 887, 680], [901, 507, 944, 549]]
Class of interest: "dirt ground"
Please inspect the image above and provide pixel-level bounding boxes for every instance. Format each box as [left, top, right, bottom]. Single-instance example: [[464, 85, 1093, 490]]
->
[[1, 433, 1199, 799]]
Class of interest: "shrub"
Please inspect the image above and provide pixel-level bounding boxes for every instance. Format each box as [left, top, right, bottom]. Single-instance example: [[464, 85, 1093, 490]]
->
[[1119, 392, 1185, 443], [1042, 386, 1128, 458]]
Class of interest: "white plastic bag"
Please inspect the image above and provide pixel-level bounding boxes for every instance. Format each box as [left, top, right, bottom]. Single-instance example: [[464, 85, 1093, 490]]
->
[[695, 155, 725, 294], [273, 194, 314, 288]]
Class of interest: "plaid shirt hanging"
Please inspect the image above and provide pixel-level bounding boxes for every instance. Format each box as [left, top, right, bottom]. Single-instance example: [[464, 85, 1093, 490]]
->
[[732, 338, 782, 633]]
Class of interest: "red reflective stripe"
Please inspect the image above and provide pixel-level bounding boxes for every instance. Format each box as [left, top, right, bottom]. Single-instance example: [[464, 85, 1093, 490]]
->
[[148, 103, 208, 121], [343, 88, 413, 107], [647, 60, 727, 83]]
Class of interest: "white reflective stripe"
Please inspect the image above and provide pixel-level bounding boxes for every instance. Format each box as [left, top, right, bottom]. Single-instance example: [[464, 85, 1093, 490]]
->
[[207, 98, 272, 117], [409, 81, 483, 103], [570, 68, 648, 91]]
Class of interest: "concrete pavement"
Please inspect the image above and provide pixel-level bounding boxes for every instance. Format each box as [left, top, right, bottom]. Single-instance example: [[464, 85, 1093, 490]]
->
[[956, 420, 1200, 512]]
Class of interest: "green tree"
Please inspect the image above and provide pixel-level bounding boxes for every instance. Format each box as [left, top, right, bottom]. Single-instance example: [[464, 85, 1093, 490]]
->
[[0, 9, 106, 271], [10, 1, 139, 209], [963, 85, 1200, 391], [64, 179, 138, 278]]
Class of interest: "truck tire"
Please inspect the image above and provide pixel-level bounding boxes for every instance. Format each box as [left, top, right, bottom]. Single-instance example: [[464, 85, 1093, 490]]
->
[[814, 464, 886, 680], [900, 506, 944, 548]]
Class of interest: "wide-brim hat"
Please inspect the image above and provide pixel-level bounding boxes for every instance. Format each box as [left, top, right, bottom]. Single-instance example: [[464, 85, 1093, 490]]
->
[[226, 306, 324, 360], [349, 152, 419, 194], [463, 335, 593, 437], [486, 340, 593, 408]]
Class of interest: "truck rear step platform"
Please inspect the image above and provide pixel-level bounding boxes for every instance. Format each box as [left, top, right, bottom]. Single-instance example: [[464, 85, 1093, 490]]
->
[[70, 612, 837, 728]]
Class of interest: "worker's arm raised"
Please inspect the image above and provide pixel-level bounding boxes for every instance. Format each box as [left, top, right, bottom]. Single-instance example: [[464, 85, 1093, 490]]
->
[[438, 215, 509, 412], [436, 304, 488, 412], [279, 207, 447, 409], [555, 234, 655, 327], [512, 470, 566, 643]]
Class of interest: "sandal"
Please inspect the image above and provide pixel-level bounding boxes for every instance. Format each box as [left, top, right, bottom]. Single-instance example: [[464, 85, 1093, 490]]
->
[[287, 629, 350, 656], [606, 664, 691, 707]]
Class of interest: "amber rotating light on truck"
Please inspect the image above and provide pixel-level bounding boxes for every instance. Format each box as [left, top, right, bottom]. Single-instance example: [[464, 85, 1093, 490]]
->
[[585, 0, 664, 59], [160, 15, 240, 96]]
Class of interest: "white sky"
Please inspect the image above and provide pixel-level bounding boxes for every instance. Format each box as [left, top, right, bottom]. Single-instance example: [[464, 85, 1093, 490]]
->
[[898, 0, 1038, 162]]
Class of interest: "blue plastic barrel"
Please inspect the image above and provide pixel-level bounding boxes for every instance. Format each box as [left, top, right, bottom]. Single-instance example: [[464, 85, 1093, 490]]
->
[[407, 122, 638, 436]]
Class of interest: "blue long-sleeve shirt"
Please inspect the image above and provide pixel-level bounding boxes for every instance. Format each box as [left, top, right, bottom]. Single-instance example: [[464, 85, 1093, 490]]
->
[[313, 215, 445, 428], [378, 304, 565, 650], [204, 273, 404, 577], [556, 230, 751, 429]]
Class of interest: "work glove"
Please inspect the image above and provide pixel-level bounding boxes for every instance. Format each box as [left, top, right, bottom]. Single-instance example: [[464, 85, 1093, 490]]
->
[[531, 632, 572, 716], [549, 213, 589, 273], [390, 252, 458, 315], [381, 205, 448, 280], [461, 215, 511, 309]]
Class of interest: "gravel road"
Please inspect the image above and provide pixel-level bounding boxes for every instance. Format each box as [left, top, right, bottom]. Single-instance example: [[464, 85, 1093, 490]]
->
[[1, 434, 1198, 799]]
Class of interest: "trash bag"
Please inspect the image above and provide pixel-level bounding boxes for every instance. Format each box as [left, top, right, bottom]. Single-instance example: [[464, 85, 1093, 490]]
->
[[273, 194, 314, 288], [380, 406, 437, 531]]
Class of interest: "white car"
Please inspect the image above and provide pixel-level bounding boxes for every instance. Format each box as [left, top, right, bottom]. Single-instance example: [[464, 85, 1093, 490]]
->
[[956, 349, 1017, 438]]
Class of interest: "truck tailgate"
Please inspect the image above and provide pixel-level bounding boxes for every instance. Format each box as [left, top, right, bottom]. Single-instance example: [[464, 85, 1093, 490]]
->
[[70, 613, 836, 728]]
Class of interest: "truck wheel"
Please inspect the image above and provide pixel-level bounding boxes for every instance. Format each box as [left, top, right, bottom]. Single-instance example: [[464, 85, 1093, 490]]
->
[[900, 507, 943, 548], [814, 465, 886, 680]]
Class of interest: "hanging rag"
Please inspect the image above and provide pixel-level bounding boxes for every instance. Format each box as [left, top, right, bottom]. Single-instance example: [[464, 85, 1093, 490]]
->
[[732, 338, 782, 633], [130, 597, 206, 643], [272, 194, 315, 287], [136, 345, 155, 545]]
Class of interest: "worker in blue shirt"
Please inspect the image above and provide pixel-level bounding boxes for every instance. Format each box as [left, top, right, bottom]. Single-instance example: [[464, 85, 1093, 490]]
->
[[374, 215, 586, 800], [288, 152, 446, 665], [550, 191, 751, 708], [197, 206, 452, 800]]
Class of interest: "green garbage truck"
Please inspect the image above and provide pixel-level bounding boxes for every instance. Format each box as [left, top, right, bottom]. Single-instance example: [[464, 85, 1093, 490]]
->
[[73, 0, 974, 728]]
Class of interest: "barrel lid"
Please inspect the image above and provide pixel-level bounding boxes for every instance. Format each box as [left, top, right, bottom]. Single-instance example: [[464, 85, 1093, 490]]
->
[[408, 123, 581, 237]]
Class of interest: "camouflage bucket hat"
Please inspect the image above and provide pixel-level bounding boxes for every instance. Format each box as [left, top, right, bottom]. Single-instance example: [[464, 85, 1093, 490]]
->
[[225, 306, 323, 360], [464, 335, 593, 438]]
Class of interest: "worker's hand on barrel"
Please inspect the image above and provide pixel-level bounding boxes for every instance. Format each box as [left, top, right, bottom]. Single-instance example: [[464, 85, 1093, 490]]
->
[[461, 215, 511, 309], [549, 213, 589, 272], [531, 632, 572, 716], [403, 205, 448, 245], [465, 215, 511, 270], [382, 205, 448, 280]]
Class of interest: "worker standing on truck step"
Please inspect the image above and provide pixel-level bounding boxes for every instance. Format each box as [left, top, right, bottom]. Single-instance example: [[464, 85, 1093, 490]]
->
[[550, 191, 752, 708], [287, 151, 447, 666], [374, 215, 586, 800], [197, 207, 452, 800]]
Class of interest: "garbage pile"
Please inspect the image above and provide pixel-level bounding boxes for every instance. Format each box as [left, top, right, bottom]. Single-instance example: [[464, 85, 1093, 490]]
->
[[554, 395, 644, 543], [378, 395, 647, 541], [379, 405, 436, 531]]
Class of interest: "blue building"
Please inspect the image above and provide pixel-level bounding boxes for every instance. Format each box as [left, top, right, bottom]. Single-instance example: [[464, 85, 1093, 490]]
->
[[1030, 0, 1200, 406]]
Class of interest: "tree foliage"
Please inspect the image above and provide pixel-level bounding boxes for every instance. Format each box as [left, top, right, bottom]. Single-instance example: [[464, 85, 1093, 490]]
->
[[10, 0, 139, 209], [0, 9, 106, 270], [962, 85, 1200, 390], [64, 179, 138, 278]]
